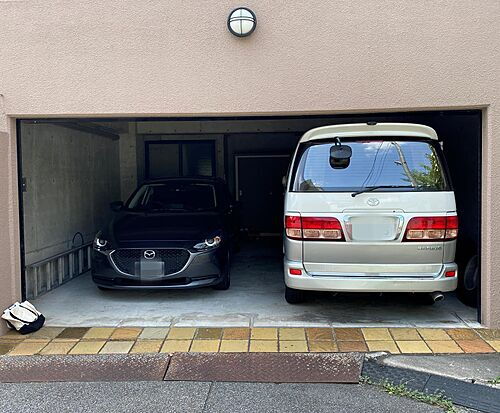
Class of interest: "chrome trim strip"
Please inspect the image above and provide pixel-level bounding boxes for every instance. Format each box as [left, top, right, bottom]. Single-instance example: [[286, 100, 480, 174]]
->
[[343, 214, 405, 241]]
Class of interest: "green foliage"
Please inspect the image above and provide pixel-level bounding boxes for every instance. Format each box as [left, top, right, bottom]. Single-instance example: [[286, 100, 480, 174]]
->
[[361, 376, 456, 412], [488, 376, 500, 384], [405, 152, 445, 189]]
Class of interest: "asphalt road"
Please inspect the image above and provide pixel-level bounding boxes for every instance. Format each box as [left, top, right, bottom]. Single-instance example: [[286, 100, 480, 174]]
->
[[0, 381, 442, 413]]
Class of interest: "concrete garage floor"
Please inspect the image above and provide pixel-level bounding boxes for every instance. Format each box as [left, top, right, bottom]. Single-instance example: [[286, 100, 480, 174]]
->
[[32, 241, 479, 328]]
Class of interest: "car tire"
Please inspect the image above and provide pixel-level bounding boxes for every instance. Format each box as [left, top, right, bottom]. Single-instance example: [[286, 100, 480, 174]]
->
[[285, 286, 305, 304], [213, 252, 231, 291], [457, 255, 479, 308]]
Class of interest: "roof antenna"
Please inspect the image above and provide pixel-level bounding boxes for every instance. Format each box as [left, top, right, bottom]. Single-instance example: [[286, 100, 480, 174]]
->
[[367, 121, 377, 126]]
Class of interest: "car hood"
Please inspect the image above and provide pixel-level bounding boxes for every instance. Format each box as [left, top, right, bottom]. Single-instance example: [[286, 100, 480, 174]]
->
[[108, 211, 223, 246]]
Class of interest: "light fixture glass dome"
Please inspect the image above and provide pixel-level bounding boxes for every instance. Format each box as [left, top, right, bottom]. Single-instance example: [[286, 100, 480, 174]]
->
[[228, 7, 257, 37]]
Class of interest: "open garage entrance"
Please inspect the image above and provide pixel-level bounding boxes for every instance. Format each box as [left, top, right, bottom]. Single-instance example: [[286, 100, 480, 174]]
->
[[16, 111, 481, 327]]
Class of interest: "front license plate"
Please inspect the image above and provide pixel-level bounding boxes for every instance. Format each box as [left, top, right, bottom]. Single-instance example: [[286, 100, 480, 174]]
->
[[135, 261, 165, 277]]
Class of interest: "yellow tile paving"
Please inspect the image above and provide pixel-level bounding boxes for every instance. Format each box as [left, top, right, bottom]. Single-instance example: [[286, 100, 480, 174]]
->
[[30, 327, 65, 340], [396, 340, 432, 354], [417, 328, 452, 341], [195, 328, 223, 340], [306, 328, 334, 341], [160, 340, 191, 353], [334, 328, 364, 341], [130, 340, 163, 353], [456, 340, 495, 353], [167, 328, 196, 340], [0, 327, 497, 356], [249, 340, 278, 352], [0, 330, 27, 341], [279, 328, 306, 341], [475, 329, 500, 341], [8, 340, 48, 355], [251, 328, 278, 340], [100, 341, 135, 354], [367, 340, 400, 354], [39, 341, 76, 355], [308, 341, 338, 352], [190, 340, 220, 352], [362, 328, 392, 341], [486, 340, 500, 351], [279, 340, 308, 352], [69, 341, 106, 355], [219, 340, 249, 352], [138, 328, 169, 340], [389, 328, 421, 341], [426, 340, 463, 354], [222, 328, 250, 340], [83, 328, 115, 340], [337, 341, 368, 352], [445, 329, 480, 341], [110, 328, 142, 341]]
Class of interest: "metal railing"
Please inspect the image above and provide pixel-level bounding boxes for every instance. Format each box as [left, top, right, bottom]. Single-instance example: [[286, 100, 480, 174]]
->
[[24, 242, 93, 300]]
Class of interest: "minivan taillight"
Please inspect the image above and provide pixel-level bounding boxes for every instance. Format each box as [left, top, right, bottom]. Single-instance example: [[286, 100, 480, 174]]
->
[[285, 215, 344, 241], [403, 215, 458, 241]]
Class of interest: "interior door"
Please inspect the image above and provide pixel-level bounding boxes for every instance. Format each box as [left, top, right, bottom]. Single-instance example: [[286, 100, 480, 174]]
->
[[237, 155, 290, 235]]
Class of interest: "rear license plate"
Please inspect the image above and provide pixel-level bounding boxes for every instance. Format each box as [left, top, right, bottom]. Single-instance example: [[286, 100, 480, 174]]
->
[[135, 261, 165, 277], [350, 216, 398, 241]]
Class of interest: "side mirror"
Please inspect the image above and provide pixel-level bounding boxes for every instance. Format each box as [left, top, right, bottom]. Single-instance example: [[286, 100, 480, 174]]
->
[[330, 144, 352, 169], [110, 201, 124, 212]]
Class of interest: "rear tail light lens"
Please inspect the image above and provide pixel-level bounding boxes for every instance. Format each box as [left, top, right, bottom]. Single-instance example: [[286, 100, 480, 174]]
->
[[445, 270, 457, 277], [404, 215, 458, 241], [285, 215, 344, 241], [289, 268, 302, 275]]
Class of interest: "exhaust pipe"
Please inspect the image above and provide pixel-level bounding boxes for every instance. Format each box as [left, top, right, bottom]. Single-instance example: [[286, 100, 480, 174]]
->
[[429, 291, 444, 303]]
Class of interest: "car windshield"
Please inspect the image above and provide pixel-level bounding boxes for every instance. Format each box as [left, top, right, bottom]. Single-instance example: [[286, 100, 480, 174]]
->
[[127, 182, 217, 212], [293, 140, 448, 192]]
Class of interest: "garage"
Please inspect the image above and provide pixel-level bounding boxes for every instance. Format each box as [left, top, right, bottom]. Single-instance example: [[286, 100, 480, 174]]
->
[[16, 111, 481, 328]]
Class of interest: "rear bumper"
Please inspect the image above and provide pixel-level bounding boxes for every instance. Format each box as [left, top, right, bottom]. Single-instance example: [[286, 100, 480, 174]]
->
[[284, 259, 458, 293]]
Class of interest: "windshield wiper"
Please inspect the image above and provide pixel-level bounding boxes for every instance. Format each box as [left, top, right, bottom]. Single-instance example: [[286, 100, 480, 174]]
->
[[351, 185, 416, 198]]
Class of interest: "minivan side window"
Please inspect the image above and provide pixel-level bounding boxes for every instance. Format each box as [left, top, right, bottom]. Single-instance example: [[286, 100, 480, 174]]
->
[[292, 140, 449, 192]]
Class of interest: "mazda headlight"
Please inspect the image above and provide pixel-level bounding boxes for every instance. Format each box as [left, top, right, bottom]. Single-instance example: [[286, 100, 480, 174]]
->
[[93, 232, 110, 251], [193, 235, 222, 251]]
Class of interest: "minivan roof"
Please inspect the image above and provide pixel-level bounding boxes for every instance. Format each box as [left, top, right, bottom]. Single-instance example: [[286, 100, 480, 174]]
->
[[299, 123, 438, 143]]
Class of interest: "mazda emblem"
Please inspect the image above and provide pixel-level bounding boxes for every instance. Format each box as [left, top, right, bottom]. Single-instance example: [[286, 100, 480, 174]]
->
[[367, 198, 380, 206], [143, 250, 156, 260]]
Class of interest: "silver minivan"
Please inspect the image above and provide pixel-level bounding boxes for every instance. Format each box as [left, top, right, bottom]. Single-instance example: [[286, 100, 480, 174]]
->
[[283, 123, 458, 304]]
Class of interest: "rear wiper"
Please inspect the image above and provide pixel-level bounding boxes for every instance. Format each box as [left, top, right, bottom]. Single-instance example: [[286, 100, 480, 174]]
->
[[351, 185, 416, 198]]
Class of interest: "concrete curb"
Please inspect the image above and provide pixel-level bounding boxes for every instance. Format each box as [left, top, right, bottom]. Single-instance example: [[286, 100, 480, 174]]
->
[[361, 354, 500, 413]]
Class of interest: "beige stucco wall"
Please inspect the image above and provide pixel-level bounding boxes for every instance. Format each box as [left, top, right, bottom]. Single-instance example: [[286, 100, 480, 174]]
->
[[0, 1, 499, 328]]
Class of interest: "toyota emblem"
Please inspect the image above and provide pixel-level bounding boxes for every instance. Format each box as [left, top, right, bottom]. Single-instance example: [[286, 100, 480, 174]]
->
[[367, 198, 380, 206], [143, 250, 156, 260]]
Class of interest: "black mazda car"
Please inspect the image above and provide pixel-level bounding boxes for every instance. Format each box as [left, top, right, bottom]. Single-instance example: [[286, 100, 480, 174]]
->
[[91, 177, 238, 290]]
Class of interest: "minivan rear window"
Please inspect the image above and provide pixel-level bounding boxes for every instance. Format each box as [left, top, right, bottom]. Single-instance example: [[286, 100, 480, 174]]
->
[[292, 140, 449, 192]]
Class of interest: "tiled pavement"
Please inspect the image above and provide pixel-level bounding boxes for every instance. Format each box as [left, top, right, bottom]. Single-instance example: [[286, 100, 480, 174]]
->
[[0, 327, 498, 356]]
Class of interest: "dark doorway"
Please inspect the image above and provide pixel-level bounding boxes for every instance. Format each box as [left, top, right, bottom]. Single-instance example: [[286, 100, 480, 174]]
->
[[236, 155, 290, 235]]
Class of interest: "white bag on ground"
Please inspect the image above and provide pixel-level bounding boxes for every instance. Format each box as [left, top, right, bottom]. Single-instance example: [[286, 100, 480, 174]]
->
[[2, 301, 45, 334]]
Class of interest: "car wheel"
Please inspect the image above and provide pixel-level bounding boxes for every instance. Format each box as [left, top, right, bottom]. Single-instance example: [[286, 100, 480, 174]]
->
[[213, 252, 231, 291], [458, 255, 479, 308], [285, 286, 305, 304]]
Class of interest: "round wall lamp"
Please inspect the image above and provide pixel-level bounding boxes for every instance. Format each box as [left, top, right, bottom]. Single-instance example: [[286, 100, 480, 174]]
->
[[227, 7, 257, 37]]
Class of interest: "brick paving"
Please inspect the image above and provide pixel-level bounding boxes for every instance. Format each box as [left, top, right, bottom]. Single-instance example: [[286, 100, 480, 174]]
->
[[0, 327, 497, 356]]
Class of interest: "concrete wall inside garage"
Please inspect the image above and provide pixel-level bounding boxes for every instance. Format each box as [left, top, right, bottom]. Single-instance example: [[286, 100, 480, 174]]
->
[[0, 0, 499, 328], [21, 123, 121, 265]]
